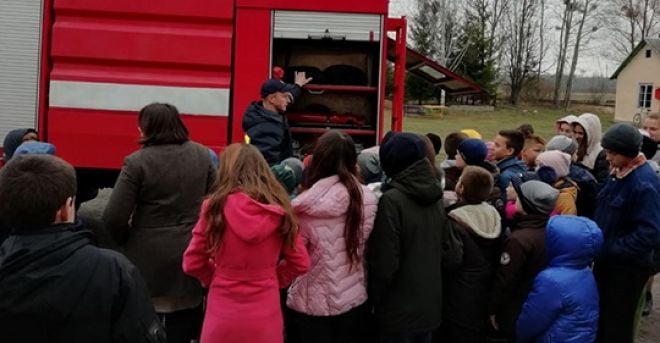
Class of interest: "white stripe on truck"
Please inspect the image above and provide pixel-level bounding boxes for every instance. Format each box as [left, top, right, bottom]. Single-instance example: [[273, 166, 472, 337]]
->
[[49, 81, 229, 116]]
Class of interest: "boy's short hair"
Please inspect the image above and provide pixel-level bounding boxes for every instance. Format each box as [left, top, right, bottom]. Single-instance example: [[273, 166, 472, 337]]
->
[[459, 166, 494, 204], [524, 134, 546, 148], [444, 132, 468, 159], [0, 155, 77, 228], [498, 129, 525, 157]]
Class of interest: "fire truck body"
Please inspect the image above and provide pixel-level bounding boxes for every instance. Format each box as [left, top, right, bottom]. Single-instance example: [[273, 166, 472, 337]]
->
[[2, 0, 484, 191]]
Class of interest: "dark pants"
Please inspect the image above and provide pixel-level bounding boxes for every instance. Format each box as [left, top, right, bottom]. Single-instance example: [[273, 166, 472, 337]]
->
[[594, 263, 651, 343], [286, 304, 371, 343], [436, 321, 484, 343], [157, 305, 203, 343], [381, 331, 432, 343]]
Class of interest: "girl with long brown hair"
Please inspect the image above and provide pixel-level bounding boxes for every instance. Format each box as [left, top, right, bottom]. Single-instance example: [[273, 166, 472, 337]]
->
[[285, 130, 378, 342], [183, 143, 310, 343]]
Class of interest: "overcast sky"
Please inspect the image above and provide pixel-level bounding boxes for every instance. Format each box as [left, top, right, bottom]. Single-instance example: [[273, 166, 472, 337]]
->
[[388, 0, 620, 77]]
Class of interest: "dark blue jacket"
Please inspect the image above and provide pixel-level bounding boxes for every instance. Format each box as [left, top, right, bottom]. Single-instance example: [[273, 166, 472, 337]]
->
[[595, 162, 660, 268], [517, 216, 602, 343], [496, 157, 527, 201], [242, 86, 301, 165], [242, 102, 293, 165]]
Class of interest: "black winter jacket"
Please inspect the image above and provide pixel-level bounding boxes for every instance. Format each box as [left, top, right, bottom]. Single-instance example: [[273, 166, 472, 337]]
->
[[0, 222, 164, 343], [367, 159, 450, 335], [489, 214, 549, 339], [242, 96, 299, 165]]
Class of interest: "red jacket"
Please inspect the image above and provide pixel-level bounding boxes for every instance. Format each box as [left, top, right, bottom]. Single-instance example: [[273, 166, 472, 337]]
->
[[183, 193, 310, 343]]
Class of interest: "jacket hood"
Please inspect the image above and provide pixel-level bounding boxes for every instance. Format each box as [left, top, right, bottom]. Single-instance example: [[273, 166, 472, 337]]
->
[[224, 191, 286, 243], [573, 113, 603, 169], [3, 128, 34, 160], [387, 159, 443, 205], [546, 215, 603, 268], [449, 203, 501, 239], [555, 114, 578, 130], [293, 175, 377, 218], [0, 223, 93, 315], [242, 101, 283, 131]]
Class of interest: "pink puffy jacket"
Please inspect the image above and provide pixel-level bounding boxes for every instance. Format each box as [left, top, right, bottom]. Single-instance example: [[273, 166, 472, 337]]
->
[[287, 176, 378, 316]]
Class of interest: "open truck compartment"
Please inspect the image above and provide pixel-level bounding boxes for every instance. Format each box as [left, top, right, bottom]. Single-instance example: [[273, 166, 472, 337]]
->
[[270, 10, 384, 154]]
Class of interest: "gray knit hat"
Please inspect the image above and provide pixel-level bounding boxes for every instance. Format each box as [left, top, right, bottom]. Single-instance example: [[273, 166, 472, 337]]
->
[[513, 180, 559, 215], [545, 135, 578, 156]]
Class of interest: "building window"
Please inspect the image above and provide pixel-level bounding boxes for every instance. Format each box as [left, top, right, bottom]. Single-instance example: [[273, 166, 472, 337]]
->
[[639, 84, 653, 108], [646, 49, 652, 58]]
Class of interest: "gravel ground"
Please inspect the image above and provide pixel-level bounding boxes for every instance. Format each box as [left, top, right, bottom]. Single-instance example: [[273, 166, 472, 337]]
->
[[79, 189, 660, 341]]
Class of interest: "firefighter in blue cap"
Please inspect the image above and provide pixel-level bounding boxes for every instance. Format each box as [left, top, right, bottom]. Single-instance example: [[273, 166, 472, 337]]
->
[[242, 71, 312, 165]]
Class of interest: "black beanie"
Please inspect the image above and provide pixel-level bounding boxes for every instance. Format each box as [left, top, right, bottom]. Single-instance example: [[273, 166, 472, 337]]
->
[[379, 132, 427, 177], [601, 123, 642, 158]]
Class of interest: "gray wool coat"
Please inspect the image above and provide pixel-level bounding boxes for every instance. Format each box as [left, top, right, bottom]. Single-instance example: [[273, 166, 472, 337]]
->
[[103, 141, 216, 299]]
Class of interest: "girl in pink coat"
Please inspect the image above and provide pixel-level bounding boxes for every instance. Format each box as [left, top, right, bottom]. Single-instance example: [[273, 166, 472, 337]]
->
[[182, 143, 310, 343], [286, 130, 378, 342]]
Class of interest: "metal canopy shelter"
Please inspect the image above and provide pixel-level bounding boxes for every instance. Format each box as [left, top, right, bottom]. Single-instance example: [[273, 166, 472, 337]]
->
[[386, 38, 488, 96]]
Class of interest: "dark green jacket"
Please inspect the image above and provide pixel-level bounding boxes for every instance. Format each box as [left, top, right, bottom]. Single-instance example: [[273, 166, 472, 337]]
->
[[367, 159, 449, 334]]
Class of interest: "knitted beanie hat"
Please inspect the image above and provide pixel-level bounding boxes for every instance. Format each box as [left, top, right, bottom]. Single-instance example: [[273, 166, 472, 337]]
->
[[601, 123, 642, 158], [536, 150, 572, 178]]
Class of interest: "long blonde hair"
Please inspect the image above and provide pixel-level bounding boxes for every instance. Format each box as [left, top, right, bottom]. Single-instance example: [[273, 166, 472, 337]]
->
[[204, 144, 298, 253]]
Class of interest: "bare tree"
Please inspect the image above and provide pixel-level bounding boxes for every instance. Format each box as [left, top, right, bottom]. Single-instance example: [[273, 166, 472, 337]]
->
[[504, 0, 542, 105], [563, 0, 601, 109], [553, 0, 578, 106], [606, 0, 660, 61]]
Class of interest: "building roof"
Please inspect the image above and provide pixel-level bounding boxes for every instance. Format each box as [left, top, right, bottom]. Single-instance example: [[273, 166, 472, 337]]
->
[[611, 38, 660, 79], [386, 38, 489, 96]]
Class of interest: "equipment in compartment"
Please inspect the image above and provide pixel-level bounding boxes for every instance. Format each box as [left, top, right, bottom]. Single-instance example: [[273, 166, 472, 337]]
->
[[272, 31, 381, 153]]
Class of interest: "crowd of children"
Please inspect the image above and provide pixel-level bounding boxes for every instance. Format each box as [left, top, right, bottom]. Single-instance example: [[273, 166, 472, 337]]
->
[[1, 103, 660, 343]]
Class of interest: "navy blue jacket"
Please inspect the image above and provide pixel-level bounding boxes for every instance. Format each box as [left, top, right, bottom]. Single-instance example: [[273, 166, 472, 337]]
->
[[496, 157, 527, 201], [595, 162, 660, 268], [517, 216, 602, 343], [242, 86, 301, 165]]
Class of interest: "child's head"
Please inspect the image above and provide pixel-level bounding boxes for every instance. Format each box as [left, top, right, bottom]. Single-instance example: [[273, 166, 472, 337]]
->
[[460, 129, 482, 139], [545, 135, 578, 161], [444, 132, 468, 160], [518, 123, 535, 137], [304, 130, 358, 188], [456, 166, 494, 204], [425, 133, 442, 156], [493, 130, 525, 161], [536, 150, 571, 179], [512, 179, 559, 216], [545, 216, 603, 267], [521, 135, 546, 168], [207, 143, 297, 249], [0, 155, 77, 228], [556, 115, 577, 137], [380, 132, 428, 177], [456, 139, 488, 169], [3, 128, 38, 161]]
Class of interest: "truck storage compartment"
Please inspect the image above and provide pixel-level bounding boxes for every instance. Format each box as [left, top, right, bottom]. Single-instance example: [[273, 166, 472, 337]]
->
[[272, 37, 382, 154]]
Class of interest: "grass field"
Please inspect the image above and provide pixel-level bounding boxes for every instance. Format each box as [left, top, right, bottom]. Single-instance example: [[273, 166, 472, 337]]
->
[[386, 103, 616, 148]]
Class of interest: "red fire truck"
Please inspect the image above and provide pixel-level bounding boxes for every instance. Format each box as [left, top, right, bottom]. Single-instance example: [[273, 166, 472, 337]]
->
[[1, 0, 485, 191]]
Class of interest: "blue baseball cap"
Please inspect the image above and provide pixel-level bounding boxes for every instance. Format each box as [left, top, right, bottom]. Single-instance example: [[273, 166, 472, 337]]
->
[[260, 79, 297, 98]]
